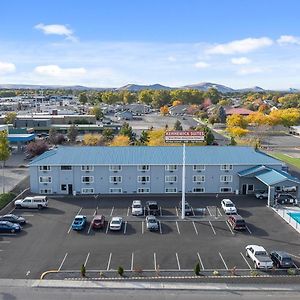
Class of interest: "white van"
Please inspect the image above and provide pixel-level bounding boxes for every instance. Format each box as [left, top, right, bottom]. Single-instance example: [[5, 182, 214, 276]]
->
[[15, 196, 48, 209], [131, 200, 143, 216]]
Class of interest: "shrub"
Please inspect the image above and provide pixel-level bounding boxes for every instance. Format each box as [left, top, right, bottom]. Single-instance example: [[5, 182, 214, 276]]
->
[[194, 262, 201, 276], [117, 266, 124, 276], [250, 270, 259, 277], [287, 268, 297, 275], [213, 270, 220, 276], [0, 193, 16, 210], [80, 264, 86, 277]]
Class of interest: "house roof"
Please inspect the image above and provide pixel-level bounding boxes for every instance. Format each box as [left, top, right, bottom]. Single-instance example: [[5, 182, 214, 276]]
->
[[29, 146, 283, 166], [225, 108, 254, 115]]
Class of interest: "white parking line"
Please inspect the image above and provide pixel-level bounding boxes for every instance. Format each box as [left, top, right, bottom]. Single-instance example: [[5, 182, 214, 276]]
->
[[160, 207, 162, 216], [206, 206, 212, 216], [142, 221, 144, 234], [123, 221, 127, 234], [225, 221, 235, 235], [217, 208, 223, 216], [0, 241, 10, 244], [175, 206, 179, 217], [20, 214, 34, 217], [176, 221, 180, 234], [240, 252, 252, 270], [197, 252, 205, 270], [131, 252, 134, 271], [153, 252, 157, 270], [175, 253, 181, 270], [127, 207, 130, 216], [0, 234, 16, 237], [84, 252, 90, 267], [208, 221, 216, 235], [143, 208, 146, 217], [58, 253, 68, 271], [105, 221, 109, 234], [192, 221, 198, 235], [191, 207, 195, 216], [67, 208, 82, 234], [246, 225, 252, 235], [219, 252, 228, 270], [87, 210, 97, 234], [106, 253, 112, 271], [159, 221, 162, 234], [287, 253, 300, 260], [110, 207, 114, 216]]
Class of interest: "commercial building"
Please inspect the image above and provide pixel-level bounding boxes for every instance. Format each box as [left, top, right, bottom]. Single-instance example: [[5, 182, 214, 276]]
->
[[29, 146, 300, 205]]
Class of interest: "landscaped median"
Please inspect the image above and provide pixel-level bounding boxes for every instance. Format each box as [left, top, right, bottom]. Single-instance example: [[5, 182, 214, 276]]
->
[[0, 192, 16, 210], [267, 152, 300, 169]]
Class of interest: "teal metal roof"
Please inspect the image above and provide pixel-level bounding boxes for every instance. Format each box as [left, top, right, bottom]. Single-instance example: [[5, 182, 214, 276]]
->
[[255, 169, 300, 186], [30, 146, 282, 166], [238, 165, 270, 177]]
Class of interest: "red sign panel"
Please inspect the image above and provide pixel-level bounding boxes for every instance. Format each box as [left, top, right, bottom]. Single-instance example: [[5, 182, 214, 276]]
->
[[165, 131, 205, 142]]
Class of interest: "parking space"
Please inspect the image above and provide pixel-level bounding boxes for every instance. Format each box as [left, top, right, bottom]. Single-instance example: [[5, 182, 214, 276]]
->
[[0, 194, 300, 279]]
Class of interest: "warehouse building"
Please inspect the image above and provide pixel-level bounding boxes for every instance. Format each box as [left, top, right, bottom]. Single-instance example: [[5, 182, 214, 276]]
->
[[29, 146, 300, 205]]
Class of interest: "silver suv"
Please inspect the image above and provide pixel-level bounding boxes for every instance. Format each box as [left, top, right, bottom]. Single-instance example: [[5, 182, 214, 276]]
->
[[146, 215, 159, 231]]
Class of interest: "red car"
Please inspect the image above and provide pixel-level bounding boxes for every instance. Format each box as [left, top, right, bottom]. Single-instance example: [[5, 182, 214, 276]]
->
[[92, 215, 105, 229]]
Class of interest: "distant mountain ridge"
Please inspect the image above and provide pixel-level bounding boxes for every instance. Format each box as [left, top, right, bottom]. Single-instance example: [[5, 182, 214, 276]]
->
[[0, 82, 298, 93]]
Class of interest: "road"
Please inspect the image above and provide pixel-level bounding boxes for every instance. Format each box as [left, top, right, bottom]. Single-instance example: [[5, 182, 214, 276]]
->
[[0, 283, 300, 300]]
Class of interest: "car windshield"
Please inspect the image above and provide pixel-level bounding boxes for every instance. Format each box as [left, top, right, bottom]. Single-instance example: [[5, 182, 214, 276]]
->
[[74, 218, 82, 222], [282, 258, 292, 263], [226, 203, 234, 207], [236, 220, 245, 224], [111, 220, 120, 224], [256, 251, 267, 255], [133, 205, 141, 208], [149, 205, 158, 209], [148, 219, 156, 223]]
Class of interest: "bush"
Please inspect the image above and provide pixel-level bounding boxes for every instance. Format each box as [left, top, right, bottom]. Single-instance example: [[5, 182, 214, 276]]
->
[[287, 268, 297, 275], [194, 262, 201, 276], [117, 266, 124, 276], [0, 193, 16, 210], [250, 270, 259, 277], [213, 270, 220, 276], [80, 264, 86, 277]]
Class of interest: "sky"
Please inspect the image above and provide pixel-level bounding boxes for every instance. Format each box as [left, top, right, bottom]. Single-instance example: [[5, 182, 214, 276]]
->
[[1, 0, 300, 89]]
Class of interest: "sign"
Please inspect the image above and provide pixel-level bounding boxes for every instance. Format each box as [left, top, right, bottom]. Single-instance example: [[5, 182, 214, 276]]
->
[[165, 131, 205, 143]]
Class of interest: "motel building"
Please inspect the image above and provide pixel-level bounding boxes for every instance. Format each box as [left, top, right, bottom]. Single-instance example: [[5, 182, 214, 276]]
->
[[29, 146, 300, 206]]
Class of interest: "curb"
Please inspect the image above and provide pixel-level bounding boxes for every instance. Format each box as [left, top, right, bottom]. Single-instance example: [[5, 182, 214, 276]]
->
[[40, 270, 59, 280]]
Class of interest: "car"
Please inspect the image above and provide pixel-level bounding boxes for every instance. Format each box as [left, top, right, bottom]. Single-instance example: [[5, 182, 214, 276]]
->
[[227, 214, 246, 230], [145, 201, 159, 216], [245, 245, 273, 269], [14, 196, 48, 209], [0, 214, 26, 225], [145, 215, 159, 231], [282, 186, 297, 192], [131, 200, 143, 216], [109, 217, 123, 231], [71, 215, 87, 231], [275, 193, 297, 205], [255, 190, 268, 199], [270, 251, 294, 268], [178, 201, 193, 216], [221, 199, 237, 214], [0, 221, 21, 233], [91, 215, 105, 229]]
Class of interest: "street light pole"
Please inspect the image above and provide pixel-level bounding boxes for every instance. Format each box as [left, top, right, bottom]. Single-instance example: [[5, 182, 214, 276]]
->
[[181, 143, 186, 219]]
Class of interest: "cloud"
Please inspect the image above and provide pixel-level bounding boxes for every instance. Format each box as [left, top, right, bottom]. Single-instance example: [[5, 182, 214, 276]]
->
[[34, 65, 86, 77], [277, 35, 300, 45], [237, 67, 264, 75], [207, 37, 273, 55], [167, 56, 177, 62], [231, 57, 251, 65], [35, 23, 77, 41], [0, 61, 16, 74], [194, 61, 210, 69]]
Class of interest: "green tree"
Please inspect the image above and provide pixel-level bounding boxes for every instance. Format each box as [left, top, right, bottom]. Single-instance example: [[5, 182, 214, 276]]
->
[[139, 130, 149, 145], [229, 136, 237, 146], [215, 106, 226, 123], [102, 91, 121, 104], [0, 130, 11, 193], [119, 122, 135, 141], [89, 106, 103, 120], [67, 124, 78, 143], [79, 93, 88, 105], [173, 120, 183, 131], [204, 88, 221, 104], [4, 112, 17, 125], [48, 128, 58, 145], [151, 90, 171, 108], [102, 128, 114, 142], [138, 90, 153, 105], [121, 91, 137, 104]]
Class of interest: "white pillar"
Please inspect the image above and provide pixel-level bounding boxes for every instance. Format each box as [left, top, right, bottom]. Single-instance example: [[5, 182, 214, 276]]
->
[[181, 143, 186, 219]]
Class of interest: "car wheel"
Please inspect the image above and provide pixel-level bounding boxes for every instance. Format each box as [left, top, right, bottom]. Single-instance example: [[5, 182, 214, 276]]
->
[[16, 204, 21, 209], [254, 262, 258, 269], [38, 204, 42, 210], [246, 251, 249, 257], [276, 263, 280, 268], [11, 229, 15, 233], [259, 196, 263, 200]]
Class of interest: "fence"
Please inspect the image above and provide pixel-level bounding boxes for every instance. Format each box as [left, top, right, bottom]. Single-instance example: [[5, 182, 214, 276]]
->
[[274, 207, 300, 234]]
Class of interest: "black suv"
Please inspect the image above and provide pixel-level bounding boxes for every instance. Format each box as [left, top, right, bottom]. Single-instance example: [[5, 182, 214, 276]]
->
[[145, 201, 159, 216], [270, 251, 294, 268], [275, 193, 297, 205]]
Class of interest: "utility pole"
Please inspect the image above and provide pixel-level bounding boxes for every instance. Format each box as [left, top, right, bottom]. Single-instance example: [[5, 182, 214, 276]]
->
[[181, 143, 186, 219]]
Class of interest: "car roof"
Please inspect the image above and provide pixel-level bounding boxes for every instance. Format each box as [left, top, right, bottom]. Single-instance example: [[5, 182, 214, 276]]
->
[[75, 215, 85, 218], [229, 214, 244, 221], [247, 245, 266, 251], [222, 199, 233, 204], [93, 215, 104, 219], [271, 250, 291, 258], [146, 215, 157, 219], [146, 201, 157, 204], [132, 200, 141, 204], [111, 216, 122, 221]]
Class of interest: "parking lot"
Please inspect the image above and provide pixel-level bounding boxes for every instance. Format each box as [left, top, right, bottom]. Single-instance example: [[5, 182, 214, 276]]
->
[[0, 195, 300, 279]]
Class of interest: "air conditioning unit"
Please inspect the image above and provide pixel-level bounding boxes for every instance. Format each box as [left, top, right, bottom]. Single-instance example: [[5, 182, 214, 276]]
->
[[197, 170, 202, 173], [142, 182, 146, 185], [170, 182, 174, 185], [197, 182, 201, 185], [169, 170, 174, 173], [114, 182, 118, 185], [225, 170, 229, 173], [43, 183, 48, 185]]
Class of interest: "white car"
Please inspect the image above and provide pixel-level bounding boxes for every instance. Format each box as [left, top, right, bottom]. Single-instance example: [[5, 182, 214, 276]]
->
[[255, 191, 268, 199], [109, 217, 123, 231], [245, 245, 273, 269], [221, 199, 237, 214], [131, 200, 143, 216]]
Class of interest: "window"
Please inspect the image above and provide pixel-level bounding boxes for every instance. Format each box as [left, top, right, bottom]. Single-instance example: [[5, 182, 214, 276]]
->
[[137, 165, 150, 171], [193, 187, 205, 193], [165, 175, 177, 183], [81, 188, 94, 194], [137, 188, 150, 193], [220, 187, 232, 193], [61, 184, 67, 191], [165, 188, 177, 193], [61, 165, 72, 170], [109, 188, 122, 194], [193, 175, 205, 182], [109, 165, 122, 171], [82, 176, 94, 183], [137, 176, 150, 183], [220, 175, 233, 182], [220, 164, 233, 171], [40, 189, 52, 194], [109, 176, 122, 183], [39, 176, 52, 183], [39, 166, 51, 171], [193, 165, 205, 171], [165, 165, 177, 171], [81, 165, 94, 171]]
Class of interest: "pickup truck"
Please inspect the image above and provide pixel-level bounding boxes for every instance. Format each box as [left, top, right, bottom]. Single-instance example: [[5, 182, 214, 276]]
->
[[245, 245, 273, 269]]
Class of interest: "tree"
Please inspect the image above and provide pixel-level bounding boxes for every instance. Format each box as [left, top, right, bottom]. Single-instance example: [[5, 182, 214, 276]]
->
[[227, 126, 249, 137], [201, 126, 215, 145], [4, 112, 17, 125], [26, 140, 49, 157], [102, 128, 114, 142], [48, 128, 58, 145], [215, 106, 226, 123], [67, 124, 78, 143], [82, 134, 103, 146], [139, 130, 149, 145], [121, 91, 137, 104], [0, 130, 10, 193], [147, 129, 167, 146], [119, 122, 135, 141], [172, 100, 182, 107], [226, 114, 248, 129], [110, 135, 130, 146], [89, 106, 103, 120], [246, 111, 267, 126], [56, 134, 65, 145], [151, 90, 171, 108], [229, 136, 237, 146], [269, 108, 300, 127], [173, 120, 183, 131], [138, 90, 153, 105], [204, 88, 221, 104], [79, 93, 88, 105], [160, 105, 169, 116]]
